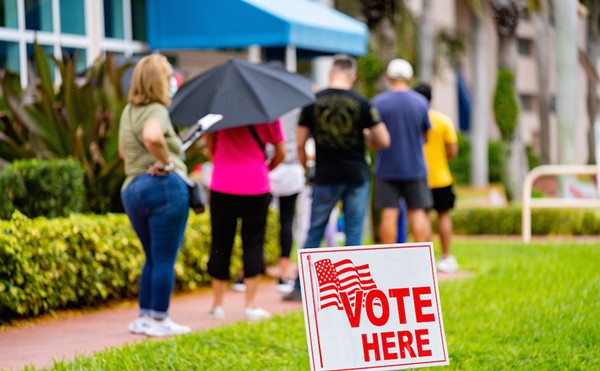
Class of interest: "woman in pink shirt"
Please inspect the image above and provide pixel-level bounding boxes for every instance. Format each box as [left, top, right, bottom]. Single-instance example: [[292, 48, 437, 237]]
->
[[204, 121, 285, 320]]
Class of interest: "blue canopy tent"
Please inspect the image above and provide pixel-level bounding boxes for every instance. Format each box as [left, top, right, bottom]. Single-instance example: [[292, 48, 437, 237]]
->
[[147, 0, 368, 69]]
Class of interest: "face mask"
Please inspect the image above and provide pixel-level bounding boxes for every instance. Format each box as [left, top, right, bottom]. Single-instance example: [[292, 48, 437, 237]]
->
[[169, 75, 178, 98]]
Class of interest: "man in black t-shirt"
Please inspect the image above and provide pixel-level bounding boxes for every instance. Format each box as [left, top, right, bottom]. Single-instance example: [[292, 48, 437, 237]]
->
[[284, 54, 390, 301]]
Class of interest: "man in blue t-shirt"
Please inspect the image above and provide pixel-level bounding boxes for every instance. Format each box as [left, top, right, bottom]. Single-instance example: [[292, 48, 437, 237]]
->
[[372, 59, 433, 244]]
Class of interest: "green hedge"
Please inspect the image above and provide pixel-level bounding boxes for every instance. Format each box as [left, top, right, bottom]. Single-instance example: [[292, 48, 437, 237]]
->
[[452, 207, 600, 235], [0, 158, 85, 219], [0, 210, 280, 322], [449, 135, 541, 185], [449, 135, 503, 185], [3, 206, 598, 322]]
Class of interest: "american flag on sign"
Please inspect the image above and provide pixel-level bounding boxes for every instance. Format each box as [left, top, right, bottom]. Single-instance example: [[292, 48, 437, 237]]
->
[[313, 258, 378, 310]]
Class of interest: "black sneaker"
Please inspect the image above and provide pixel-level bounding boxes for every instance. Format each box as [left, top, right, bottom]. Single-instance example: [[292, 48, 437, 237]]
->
[[282, 288, 302, 302]]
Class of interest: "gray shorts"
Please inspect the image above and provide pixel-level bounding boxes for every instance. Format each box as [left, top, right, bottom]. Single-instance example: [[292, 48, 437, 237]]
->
[[374, 178, 433, 210]]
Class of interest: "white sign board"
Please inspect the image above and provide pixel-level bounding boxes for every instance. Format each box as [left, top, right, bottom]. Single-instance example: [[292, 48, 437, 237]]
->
[[298, 243, 448, 371]]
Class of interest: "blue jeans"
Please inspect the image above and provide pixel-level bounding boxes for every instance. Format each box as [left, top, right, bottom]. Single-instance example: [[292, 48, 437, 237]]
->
[[121, 173, 189, 319], [293, 180, 370, 291], [304, 180, 370, 248]]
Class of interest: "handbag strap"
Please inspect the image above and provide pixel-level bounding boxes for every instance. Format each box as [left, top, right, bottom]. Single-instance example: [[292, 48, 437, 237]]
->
[[174, 170, 194, 187], [247, 125, 266, 158]]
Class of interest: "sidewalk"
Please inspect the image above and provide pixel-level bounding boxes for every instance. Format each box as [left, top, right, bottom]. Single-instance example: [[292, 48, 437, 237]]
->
[[0, 271, 467, 370], [0, 278, 301, 370]]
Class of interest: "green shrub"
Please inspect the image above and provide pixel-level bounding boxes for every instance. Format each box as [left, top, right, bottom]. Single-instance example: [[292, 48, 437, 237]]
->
[[493, 69, 519, 141], [0, 158, 84, 219], [0, 210, 280, 322], [449, 134, 502, 184], [452, 207, 600, 235], [5, 204, 597, 322], [357, 52, 382, 98], [488, 139, 503, 183], [0, 43, 128, 213]]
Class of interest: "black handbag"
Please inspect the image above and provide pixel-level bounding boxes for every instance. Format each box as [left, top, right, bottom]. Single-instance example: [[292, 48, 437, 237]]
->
[[175, 171, 207, 214], [188, 180, 207, 214]]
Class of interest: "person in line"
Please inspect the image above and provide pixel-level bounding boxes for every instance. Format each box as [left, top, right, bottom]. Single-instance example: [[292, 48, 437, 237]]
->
[[284, 54, 390, 301], [268, 108, 306, 293], [372, 58, 433, 244], [119, 54, 191, 337], [231, 108, 305, 294], [205, 121, 285, 320], [414, 83, 460, 273]]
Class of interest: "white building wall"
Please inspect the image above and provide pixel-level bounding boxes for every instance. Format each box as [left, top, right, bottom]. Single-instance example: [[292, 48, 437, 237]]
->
[[430, 0, 458, 126], [424, 0, 589, 164]]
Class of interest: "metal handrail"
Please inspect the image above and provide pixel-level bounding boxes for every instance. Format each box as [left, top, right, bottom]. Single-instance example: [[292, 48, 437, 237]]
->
[[522, 164, 600, 242]]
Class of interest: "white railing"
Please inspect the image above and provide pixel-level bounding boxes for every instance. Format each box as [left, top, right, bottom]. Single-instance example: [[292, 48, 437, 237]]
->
[[522, 164, 600, 242]]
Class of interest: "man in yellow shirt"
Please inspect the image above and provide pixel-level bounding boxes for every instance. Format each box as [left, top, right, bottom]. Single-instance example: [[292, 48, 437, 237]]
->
[[415, 84, 459, 273]]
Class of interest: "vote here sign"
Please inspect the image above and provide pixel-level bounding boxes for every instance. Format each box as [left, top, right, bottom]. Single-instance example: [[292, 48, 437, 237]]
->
[[297, 243, 448, 371]]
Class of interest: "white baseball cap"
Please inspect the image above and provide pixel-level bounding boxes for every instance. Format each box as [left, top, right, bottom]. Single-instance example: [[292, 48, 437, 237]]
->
[[387, 59, 413, 81]]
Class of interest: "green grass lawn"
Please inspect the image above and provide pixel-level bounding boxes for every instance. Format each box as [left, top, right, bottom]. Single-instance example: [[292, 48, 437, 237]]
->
[[36, 239, 599, 371]]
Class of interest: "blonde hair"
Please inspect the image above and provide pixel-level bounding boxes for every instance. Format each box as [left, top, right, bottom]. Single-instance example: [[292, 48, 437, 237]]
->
[[128, 54, 172, 106]]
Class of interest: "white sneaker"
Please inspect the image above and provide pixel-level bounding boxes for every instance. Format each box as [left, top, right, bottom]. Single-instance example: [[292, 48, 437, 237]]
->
[[208, 306, 226, 320], [232, 277, 246, 292], [144, 317, 191, 337], [128, 316, 151, 334], [245, 307, 272, 321], [437, 256, 459, 273], [276, 279, 294, 294], [232, 282, 247, 292]]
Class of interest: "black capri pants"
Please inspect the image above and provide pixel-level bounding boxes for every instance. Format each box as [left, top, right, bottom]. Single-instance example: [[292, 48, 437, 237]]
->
[[208, 190, 272, 280]]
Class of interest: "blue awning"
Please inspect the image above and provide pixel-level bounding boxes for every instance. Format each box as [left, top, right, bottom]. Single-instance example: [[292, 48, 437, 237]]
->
[[147, 0, 368, 56]]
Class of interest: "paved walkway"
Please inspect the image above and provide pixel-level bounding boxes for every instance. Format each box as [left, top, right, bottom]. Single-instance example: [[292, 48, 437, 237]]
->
[[0, 271, 467, 371]]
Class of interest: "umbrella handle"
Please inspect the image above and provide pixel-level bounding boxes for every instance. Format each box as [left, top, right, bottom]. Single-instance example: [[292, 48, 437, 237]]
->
[[180, 128, 205, 159], [178, 114, 223, 158]]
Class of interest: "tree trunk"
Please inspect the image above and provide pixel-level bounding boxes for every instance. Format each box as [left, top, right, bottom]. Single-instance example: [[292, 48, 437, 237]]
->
[[470, 10, 489, 187], [587, 0, 600, 164], [418, 0, 435, 83], [555, 0, 579, 166], [497, 34, 517, 71], [532, 0, 552, 164], [499, 33, 528, 201], [491, 0, 528, 201], [369, 17, 398, 64]]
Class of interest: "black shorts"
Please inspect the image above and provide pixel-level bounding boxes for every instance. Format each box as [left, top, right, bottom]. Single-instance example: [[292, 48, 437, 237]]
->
[[430, 185, 455, 212], [374, 178, 433, 210]]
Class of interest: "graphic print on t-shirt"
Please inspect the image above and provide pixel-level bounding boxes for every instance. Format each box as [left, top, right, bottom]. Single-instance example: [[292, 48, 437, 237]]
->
[[315, 94, 361, 150]]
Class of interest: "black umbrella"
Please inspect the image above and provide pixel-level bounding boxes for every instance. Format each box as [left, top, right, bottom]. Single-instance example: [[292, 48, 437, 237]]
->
[[169, 59, 315, 132]]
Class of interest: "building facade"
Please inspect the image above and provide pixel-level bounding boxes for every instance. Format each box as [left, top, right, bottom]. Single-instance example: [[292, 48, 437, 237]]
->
[[1, 0, 590, 165], [0, 0, 146, 86], [408, 0, 589, 164]]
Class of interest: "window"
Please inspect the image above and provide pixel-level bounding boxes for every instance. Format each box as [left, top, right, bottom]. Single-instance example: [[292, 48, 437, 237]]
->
[[27, 43, 55, 80], [104, 0, 124, 39], [520, 94, 534, 112], [25, 0, 53, 32], [0, 0, 18, 29], [131, 0, 146, 41], [62, 47, 87, 74], [60, 0, 85, 35], [0, 40, 20, 72], [518, 38, 532, 57]]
